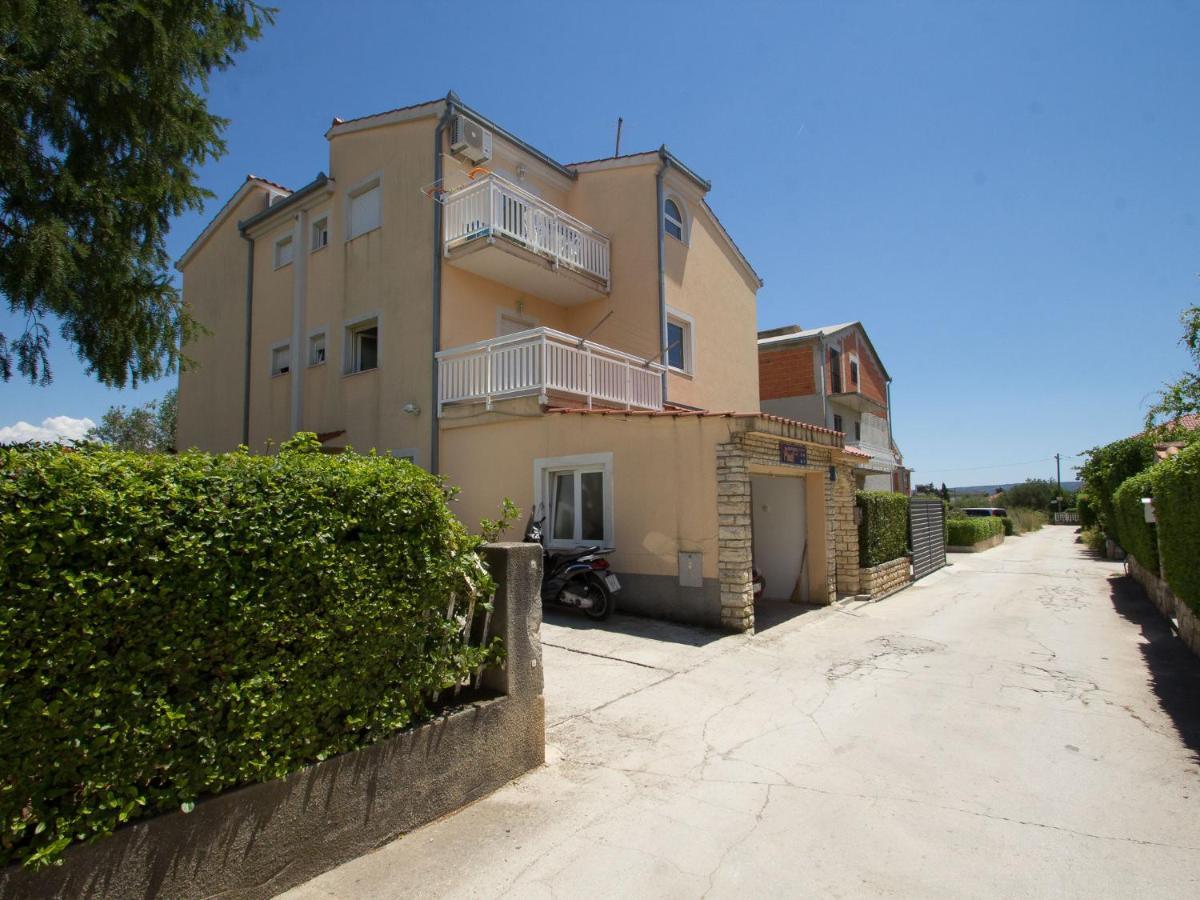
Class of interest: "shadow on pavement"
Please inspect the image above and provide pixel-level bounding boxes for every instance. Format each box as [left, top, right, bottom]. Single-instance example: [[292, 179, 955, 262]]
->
[[754, 599, 825, 634], [542, 607, 725, 648], [1109, 573, 1200, 765]]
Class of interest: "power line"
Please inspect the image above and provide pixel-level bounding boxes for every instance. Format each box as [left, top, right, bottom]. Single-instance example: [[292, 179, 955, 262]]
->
[[916, 455, 1062, 475]]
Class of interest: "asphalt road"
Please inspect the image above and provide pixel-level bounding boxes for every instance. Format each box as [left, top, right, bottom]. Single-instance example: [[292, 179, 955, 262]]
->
[[284, 527, 1200, 899]]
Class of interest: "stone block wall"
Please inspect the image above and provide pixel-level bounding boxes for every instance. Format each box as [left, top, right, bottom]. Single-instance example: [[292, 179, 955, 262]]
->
[[715, 424, 859, 632], [859, 556, 912, 599], [1128, 556, 1200, 658]]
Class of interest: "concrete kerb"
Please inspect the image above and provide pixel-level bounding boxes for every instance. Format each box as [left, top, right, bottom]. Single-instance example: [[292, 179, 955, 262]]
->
[[0, 543, 545, 900]]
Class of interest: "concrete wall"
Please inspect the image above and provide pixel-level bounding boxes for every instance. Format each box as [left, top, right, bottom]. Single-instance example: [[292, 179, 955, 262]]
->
[[761, 394, 825, 425], [1128, 556, 1200, 659], [0, 543, 544, 900]]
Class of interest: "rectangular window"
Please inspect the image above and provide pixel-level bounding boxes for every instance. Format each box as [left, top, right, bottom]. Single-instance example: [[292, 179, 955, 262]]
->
[[345, 318, 378, 373], [833, 413, 844, 433], [849, 355, 859, 387], [311, 216, 329, 252], [347, 179, 381, 240], [535, 453, 614, 548], [854, 420, 862, 441], [273, 234, 294, 269], [271, 343, 290, 376], [829, 348, 843, 393], [308, 332, 326, 366], [666, 309, 694, 375]]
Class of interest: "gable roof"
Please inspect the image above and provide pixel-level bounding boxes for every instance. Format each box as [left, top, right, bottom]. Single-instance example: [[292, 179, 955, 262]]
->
[[757, 321, 891, 381], [175, 175, 288, 271]]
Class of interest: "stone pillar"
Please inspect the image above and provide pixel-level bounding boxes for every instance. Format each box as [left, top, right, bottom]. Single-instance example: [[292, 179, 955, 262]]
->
[[832, 461, 860, 596], [716, 438, 755, 632], [481, 542, 544, 700]]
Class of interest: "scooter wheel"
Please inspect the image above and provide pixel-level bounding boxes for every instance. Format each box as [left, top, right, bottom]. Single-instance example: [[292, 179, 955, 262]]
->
[[579, 580, 613, 621]]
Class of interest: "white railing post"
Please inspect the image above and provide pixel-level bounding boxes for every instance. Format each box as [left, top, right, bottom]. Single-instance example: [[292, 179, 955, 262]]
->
[[624, 359, 632, 410], [484, 343, 493, 410], [585, 344, 593, 409], [539, 332, 549, 406]]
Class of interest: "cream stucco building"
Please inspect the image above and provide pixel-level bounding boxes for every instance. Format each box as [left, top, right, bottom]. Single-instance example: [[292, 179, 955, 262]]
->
[[176, 92, 865, 631]]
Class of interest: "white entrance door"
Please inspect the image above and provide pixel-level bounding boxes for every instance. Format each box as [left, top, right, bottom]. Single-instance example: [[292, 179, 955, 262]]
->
[[750, 475, 809, 602]]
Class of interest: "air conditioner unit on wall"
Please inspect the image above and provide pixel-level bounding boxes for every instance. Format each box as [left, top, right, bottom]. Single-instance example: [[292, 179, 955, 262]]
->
[[450, 115, 492, 163]]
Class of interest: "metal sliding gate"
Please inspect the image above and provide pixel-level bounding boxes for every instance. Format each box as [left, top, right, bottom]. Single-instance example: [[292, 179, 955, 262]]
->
[[909, 498, 947, 581]]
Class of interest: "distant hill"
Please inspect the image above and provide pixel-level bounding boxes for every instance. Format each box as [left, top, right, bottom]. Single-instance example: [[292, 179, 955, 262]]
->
[[948, 481, 1081, 495]]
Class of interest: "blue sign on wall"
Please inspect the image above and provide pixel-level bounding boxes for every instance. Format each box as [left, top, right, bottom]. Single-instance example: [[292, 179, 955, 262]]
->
[[779, 443, 808, 466]]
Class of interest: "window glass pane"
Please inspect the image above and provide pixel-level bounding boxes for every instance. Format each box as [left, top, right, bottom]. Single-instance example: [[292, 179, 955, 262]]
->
[[667, 321, 685, 370], [580, 472, 604, 542], [356, 326, 378, 371], [664, 199, 680, 221], [850, 360, 859, 385], [349, 185, 380, 238], [272, 345, 290, 375], [309, 334, 325, 365], [551, 472, 575, 541], [665, 219, 682, 241], [275, 237, 293, 267]]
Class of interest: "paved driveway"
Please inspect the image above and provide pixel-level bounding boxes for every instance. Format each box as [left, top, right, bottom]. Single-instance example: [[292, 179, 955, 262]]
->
[[285, 527, 1200, 898]]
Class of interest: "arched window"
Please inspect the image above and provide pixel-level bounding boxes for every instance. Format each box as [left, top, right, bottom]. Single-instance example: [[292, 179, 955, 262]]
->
[[664, 197, 685, 242]]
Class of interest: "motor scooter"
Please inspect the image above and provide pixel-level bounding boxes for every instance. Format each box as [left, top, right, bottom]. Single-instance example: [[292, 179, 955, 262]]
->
[[524, 515, 618, 619]]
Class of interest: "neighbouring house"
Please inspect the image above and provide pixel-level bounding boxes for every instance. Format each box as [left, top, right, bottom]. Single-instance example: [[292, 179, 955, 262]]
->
[[176, 91, 866, 631], [757, 322, 910, 493]]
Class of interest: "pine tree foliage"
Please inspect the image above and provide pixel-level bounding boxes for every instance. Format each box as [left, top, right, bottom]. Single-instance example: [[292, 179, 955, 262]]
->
[[0, 1, 273, 387], [1146, 305, 1200, 430]]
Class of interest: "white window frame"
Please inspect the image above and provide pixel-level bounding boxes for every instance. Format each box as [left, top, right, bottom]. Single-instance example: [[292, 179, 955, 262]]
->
[[533, 452, 614, 550], [310, 213, 330, 253], [343, 312, 380, 375], [307, 328, 327, 367], [663, 194, 688, 244], [272, 233, 294, 269], [269, 340, 291, 377], [345, 173, 382, 241], [665, 307, 695, 376]]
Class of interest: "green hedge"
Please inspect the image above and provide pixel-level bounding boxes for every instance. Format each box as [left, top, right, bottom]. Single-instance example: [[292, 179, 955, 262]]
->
[[1078, 436, 1159, 537], [1113, 470, 1158, 573], [947, 516, 1003, 546], [856, 491, 909, 567], [1077, 492, 1097, 529], [1001, 517, 1015, 536], [1149, 442, 1200, 612], [0, 435, 500, 868]]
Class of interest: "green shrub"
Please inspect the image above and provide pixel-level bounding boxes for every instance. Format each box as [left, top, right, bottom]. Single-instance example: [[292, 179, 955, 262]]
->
[[947, 516, 1003, 546], [856, 491, 909, 567], [1113, 470, 1158, 573], [1077, 492, 1097, 529], [1001, 517, 1015, 536], [1150, 442, 1200, 613], [1078, 436, 1159, 537], [1081, 526, 1107, 553], [0, 435, 501, 868], [1009, 508, 1046, 534]]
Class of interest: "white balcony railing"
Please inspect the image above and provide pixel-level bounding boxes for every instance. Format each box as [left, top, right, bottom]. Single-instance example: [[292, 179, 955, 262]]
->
[[436, 328, 664, 414], [444, 174, 611, 288]]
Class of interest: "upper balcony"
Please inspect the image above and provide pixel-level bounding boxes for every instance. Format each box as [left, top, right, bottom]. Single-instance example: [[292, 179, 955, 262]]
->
[[443, 174, 610, 304], [830, 388, 886, 415], [436, 327, 664, 415]]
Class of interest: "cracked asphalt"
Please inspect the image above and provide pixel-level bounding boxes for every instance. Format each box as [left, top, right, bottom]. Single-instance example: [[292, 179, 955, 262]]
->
[[283, 527, 1200, 898]]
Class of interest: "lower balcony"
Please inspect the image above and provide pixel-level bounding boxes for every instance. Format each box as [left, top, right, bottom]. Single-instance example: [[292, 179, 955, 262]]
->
[[436, 328, 664, 415]]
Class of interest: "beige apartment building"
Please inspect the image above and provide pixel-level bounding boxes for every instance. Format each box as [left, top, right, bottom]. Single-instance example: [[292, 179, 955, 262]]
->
[[176, 92, 864, 631]]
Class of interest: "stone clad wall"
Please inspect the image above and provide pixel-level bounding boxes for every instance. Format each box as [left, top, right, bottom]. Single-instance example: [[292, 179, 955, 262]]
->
[[1128, 556, 1200, 658], [715, 422, 858, 632], [859, 556, 912, 599]]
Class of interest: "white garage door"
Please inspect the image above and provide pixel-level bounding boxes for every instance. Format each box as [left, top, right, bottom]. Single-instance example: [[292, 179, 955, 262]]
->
[[750, 475, 808, 602]]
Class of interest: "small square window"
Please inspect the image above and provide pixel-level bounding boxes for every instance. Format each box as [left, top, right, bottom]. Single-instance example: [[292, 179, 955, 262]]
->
[[345, 319, 378, 374], [311, 217, 329, 252], [833, 413, 844, 433], [308, 332, 326, 366], [271, 343, 291, 376], [273, 235, 294, 269]]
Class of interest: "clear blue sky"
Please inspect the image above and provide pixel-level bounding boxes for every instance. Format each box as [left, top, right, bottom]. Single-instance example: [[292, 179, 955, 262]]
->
[[3, 0, 1197, 486]]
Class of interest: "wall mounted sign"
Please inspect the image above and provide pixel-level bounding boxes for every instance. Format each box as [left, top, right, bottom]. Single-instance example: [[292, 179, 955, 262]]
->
[[779, 443, 808, 466]]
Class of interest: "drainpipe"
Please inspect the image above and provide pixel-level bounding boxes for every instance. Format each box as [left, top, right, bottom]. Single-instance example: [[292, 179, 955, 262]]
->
[[885, 377, 895, 456], [430, 94, 456, 473], [655, 147, 669, 405], [289, 208, 309, 435], [239, 232, 255, 446]]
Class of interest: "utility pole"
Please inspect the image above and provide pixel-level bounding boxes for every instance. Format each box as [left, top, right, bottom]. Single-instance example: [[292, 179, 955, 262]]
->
[[1055, 453, 1062, 494]]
